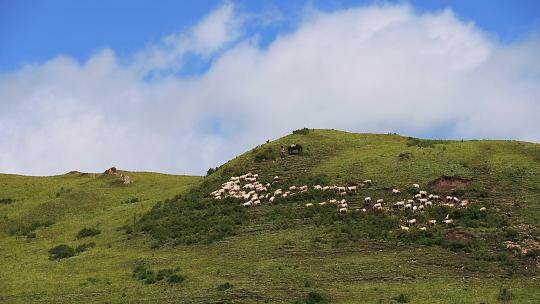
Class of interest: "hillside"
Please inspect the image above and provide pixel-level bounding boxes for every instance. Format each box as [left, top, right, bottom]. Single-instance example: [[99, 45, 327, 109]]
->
[[1, 129, 539, 303]]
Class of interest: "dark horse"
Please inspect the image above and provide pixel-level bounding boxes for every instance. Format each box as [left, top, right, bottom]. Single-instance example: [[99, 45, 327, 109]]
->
[[288, 144, 303, 155]]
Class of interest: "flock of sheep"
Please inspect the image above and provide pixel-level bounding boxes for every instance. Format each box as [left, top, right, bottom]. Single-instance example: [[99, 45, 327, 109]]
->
[[210, 173, 485, 232]]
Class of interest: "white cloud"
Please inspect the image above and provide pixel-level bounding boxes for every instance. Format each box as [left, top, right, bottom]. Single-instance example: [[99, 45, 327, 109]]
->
[[0, 3, 539, 176]]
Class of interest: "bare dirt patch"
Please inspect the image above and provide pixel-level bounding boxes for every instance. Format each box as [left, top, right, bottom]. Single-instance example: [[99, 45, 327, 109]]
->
[[430, 176, 471, 192]]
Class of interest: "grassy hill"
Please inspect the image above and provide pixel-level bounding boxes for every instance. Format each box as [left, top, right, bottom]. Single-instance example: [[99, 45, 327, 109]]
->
[[1, 129, 539, 303]]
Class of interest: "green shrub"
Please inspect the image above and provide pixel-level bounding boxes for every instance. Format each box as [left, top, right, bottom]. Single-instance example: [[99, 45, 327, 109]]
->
[[292, 128, 310, 135], [254, 147, 276, 162], [76, 227, 101, 239], [75, 242, 96, 253], [123, 197, 140, 204], [217, 282, 233, 291], [394, 293, 410, 303], [497, 288, 512, 302], [9, 220, 54, 236], [167, 274, 186, 284], [206, 167, 218, 175], [156, 268, 174, 281], [0, 197, 14, 205], [406, 137, 450, 148], [294, 291, 328, 304], [26, 232, 37, 239], [48, 244, 76, 260]]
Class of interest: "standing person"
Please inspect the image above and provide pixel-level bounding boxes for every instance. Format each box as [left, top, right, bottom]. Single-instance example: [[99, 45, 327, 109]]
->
[[280, 145, 286, 160]]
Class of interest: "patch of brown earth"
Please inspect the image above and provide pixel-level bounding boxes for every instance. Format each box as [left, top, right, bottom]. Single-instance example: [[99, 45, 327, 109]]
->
[[445, 231, 474, 242], [430, 176, 471, 192]]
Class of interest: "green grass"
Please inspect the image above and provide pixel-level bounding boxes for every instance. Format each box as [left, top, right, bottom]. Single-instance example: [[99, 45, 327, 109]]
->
[[1, 129, 539, 303]]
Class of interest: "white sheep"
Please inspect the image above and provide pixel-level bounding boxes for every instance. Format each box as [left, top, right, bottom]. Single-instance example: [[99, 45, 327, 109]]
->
[[347, 186, 357, 192], [365, 197, 372, 203], [339, 207, 348, 214], [373, 203, 382, 209], [413, 184, 420, 189], [480, 207, 487, 211], [376, 199, 384, 204], [305, 203, 314, 207], [400, 225, 409, 231], [392, 189, 401, 195], [408, 219, 417, 226], [243, 202, 252, 208], [428, 220, 437, 226], [364, 179, 372, 184]]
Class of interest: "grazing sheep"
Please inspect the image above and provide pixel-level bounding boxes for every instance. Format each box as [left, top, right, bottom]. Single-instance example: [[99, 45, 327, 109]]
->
[[253, 200, 261, 206], [413, 184, 420, 189], [299, 185, 308, 191], [419, 198, 428, 204], [419, 227, 427, 231], [407, 199, 415, 204], [339, 203, 348, 209], [289, 186, 297, 191], [443, 219, 454, 225], [273, 176, 279, 181], [394, 201, 405, 209], [432, 195, 440, 200], [405, 203, 412, 210], [418, 205, 425, 211], [400, 225, 409, 231], [425, 201, 433, 208], [392, 189, 401, 195], [414, 194, 422, 199], [339, 191, 347, 197], [428, 220, 437, 226], [269, 196, 275, 204], [408, 219, 417, 226], [347, 186, 358, 192], [322, 186, 330, 191], [319, 202, 327, 206], [339, 208, 348, 214], [412, 206, 418, 212], [305, 203, 314, 207], [243, 202, 252, 208], [376, 199, 384, 204], [419, 190, 427, 197], [373, 202, 382, 209], [329, 199, 337, 204], [453, 197, 460, 203], [364, 179, 372, 184], [314, 185, 323, 190], [480, 207, 486, 211], [446, 196, 454, 202], [364, 197, 372, 203], [340, 199, 347, 204], [362, 208, 367, 212]]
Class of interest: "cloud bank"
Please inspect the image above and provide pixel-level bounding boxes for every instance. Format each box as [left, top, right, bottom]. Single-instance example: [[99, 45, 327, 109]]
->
[[1, 3, 539, 176]]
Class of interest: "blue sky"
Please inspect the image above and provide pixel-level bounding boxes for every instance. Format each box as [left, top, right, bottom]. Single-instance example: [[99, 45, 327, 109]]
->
[[0, 1, 539, 175], [1, 0, 539, 72]]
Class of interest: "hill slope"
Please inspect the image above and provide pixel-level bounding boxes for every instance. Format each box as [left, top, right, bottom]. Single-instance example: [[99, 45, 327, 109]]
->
[[1, 129, 539, 303]]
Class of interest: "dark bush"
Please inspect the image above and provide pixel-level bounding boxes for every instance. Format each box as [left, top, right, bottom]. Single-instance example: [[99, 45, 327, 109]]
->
[[0, 197, 14, 205], [254, 147, 276, 162], [217, 282, 233, 291], [156, 268, 174, 281], [292, 128, 310, 135], [206, 167, 218, 175], [394, 293, 410, 303], [123, 197, 140, 204], [26, 232, 37, 239], [294, 291, 328, 304], [10, 220, 54, 236], [76, 227, 101, 239], [406, 137, 450, 148], [497, 288, 512, 302], [48, 244, 76, 260], [398, 152, 411, 160], [75, 242, 96, 253], [167, 274, 186, 284]]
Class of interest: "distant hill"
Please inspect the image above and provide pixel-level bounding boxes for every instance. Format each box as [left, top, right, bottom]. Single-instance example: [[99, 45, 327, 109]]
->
[[1, 129, 539, 303]]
